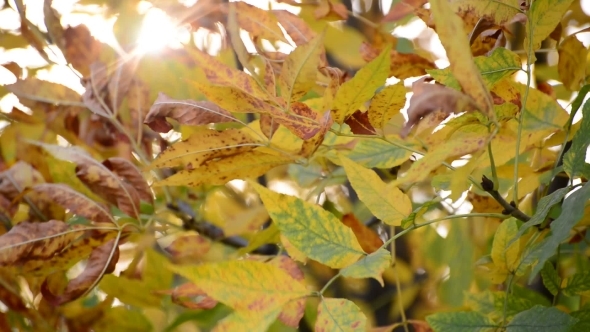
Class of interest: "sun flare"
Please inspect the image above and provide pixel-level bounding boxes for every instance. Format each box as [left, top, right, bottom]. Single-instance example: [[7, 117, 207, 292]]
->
[[136, 7, 189, 53]]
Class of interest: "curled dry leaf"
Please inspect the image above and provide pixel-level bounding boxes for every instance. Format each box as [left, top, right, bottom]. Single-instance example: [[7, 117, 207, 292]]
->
[[157, 282, 218, 310], [0, 220, 119, 276], [360, 42, 435, 80], [400, 78, 478, 138], [31, 183, 114, 224], [144, 92, 236, 133], [341, 213, 383, 254], [41, 238, 120, 305], [102, 157, 153, 204]]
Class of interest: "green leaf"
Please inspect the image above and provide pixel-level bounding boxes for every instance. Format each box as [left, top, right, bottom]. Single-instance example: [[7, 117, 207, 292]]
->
[[563, 271, 590, 296], [524, 0, 576, 55], [279, 33, 324, 103], [250, 181, 366, 269], [492, 218, 520, 272], [529, 181, 590, 282], [93, 307, 153, 332], [428, 47, 522, 90], [340, 156, 412, 226], [540, 262, 561, 296], [143, 249, 173, 292], [332, 45, 391, 123], [506, 305, 578, 332], [465, 289, 543, 321], [571, 309, 590, 332], [511, 187, 569, 245], [426, 311, 497, 332], [99, 275, 163, 308], [340, 248, 391, 286], [344, 136, 415, 169], [564, 99, 590, 179], [315, 298, 366, 332]]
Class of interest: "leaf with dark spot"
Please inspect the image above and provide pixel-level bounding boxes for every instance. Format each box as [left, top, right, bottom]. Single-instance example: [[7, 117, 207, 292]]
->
[[345, 110, 376, 135]]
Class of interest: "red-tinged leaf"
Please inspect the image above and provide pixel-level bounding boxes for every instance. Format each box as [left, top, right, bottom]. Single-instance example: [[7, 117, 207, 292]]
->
[[156, 150, 294, 187], [150, 128, 261, 170], [30, 183, 114, 224], [268, 256, 306, 327], [360, 42, 436, 79], [102, 157, 153, 203], [41, 239, 120, 305], [314, 1, 348, 20], [157, 282, 218, 310], [279, 33, 324, 103], [0, 220, 119, 276], [401, 78, 478, 138], [233, 2, 288, 43], [164, 233, 212, 262], [63, 24, 102, 77], [189, 47, 269, 100], [260, 113, 280, 139], [316, 298, 367, 332], [382, 0, 428, 22], [262, 58, 277, 97], [300, 111, 333, 157], [273, 9, 317, 46], [341, 213, 383, 254], [280, 101, 322, 140], [345, 110, 376, 135]]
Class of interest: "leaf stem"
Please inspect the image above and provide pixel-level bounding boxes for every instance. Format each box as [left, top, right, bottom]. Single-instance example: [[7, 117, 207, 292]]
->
[[501, 273, 515, 327], [391, 225, 410, 332]]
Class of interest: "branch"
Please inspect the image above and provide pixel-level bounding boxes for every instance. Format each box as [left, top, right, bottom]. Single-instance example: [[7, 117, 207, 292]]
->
[[481, 176, 531, 222]]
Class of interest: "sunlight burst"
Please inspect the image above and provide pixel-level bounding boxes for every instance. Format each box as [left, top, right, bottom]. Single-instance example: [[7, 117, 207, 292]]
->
[[136, 7, 189, 53]]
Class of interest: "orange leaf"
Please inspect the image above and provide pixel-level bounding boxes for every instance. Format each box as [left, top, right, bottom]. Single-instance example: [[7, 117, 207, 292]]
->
[[345, 110, 376, 135], [341, 213, 383, 254]]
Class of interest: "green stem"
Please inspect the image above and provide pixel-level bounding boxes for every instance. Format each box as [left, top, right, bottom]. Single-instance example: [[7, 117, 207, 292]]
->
[[502, 273, 515, 327], [391, 226, 410, 332]]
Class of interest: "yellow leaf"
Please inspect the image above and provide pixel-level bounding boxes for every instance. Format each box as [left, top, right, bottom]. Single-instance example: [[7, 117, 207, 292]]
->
[[234, 2, 288, 43], [149, 129, 261, 170], [99, 274, 162, 308], [332, 45, 391, 124], [279, 33, 324, 103], [340, 248, 391, 286], [367, 82, 406, 130], [281, 234, 308, 264], [168, 260, 308, 311], [155, 150, 293, 187], [525, 0, 575, 56], [430, 0, 494, 119], [213, 308, 282, 332], [558, 35, 588, 91], [323, 25, 367, 68], [315, 298, 367, 332], [451, 0, 520, 25], [394, 124, 488, 186], [491, 218, 520, 276], [250, 181, 365, 269], [340, 156, 412, 226], [449, 153, 484, 201]]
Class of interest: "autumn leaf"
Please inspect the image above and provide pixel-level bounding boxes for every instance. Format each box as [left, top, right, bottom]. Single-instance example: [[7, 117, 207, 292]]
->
[[63, 24, 101, 76], [251, 181, 366, 269], [233, 1, 288, 43], [360, 42, 436, 79], [316, 298, 367, 332], [382, 0, 428, 22], [340, 156, 412, 226], [169, 260, 308, 311], [156, 150, 294, 187], [164, 232, 212, 263], [340, 213, 384, 254], [525, 0, 575, 56], [430, 0, 495, 119], [41, 238, 120, 305], [341, 248, 391, 286], [6, 78, 81, 108], [451, 0, 521, 25], [279, 33, 324, 103], [558, 35, 588, 91], [367, 81, 407, 130], [273, 9, 318, 46], [158, 282, 217, 310], [314, 0, 348, 20], [102, 157, 153, 204], [144, 92, 236, 133], [213, 308, 282, 332], [332, 46, 391, 124], [345, 110, 376, 135], [30, 183, 114, 224]]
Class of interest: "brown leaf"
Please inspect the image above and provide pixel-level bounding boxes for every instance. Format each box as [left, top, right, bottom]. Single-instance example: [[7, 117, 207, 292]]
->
[[157, 282, 218, 310], [262, 58, 277, 97], [314, 1, 348, 20], [41, 239, 120, 305], [107, 59, 139, 112], [6, 78, 82, 108], [31, 183, 114, 224], [278, 101, 322, 140], [102, 157, 153, 204], [0, 161, 45, 200], [43, 0, 65, 53], [300, 111, 333, 157], [360, 42, 436, 79], [1, 62, 22, 79], [260, 113, 280, 139], [273, 10, 317, 46], [233, 2, 289, 43], [125, 78, 150, 135], [341, 213, 383, 254], [144, 92, 236, 133], [164, 233, 212, 262], [82, 62, 111, 117], [382, 0, 428, 22], [345, 110, 376, 135], [400, 78, 478, 138], [63, 24, 102, 76]]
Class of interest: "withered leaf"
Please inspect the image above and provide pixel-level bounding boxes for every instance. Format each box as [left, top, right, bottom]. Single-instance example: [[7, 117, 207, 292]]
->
[[382, 0, 428, 22], [260, 113, 280, 139], [341, 213, 383, 254], [63, 24, 102, 77], [360, 42, 436, 79], [273, 10, 317, 46], [233, 2, 289, 43], [157, 282, 217, 310], [299, 111, 333, 157], [314, 1, 348, 20], [144, 92, 236, 133], [0, 161, 45, 200], [6, 78, 82, 108], [41, 239, 120, 305], [31, 183, 114, 224], [102, 157, 153, 204], [345, 110, 377, 135], [401, 78, 478, 138]]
